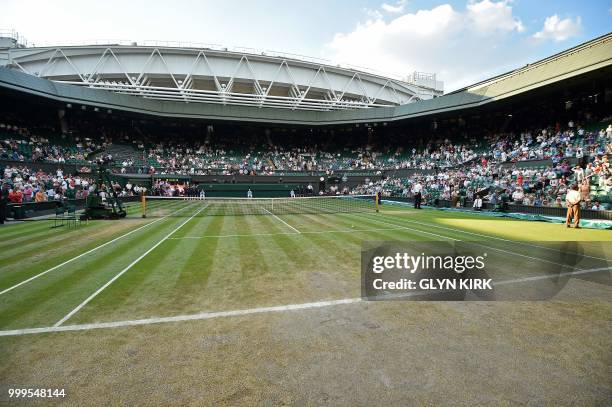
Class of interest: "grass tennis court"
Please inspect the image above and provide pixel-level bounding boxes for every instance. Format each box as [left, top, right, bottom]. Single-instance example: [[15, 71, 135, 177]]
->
[[0, 201, 610, 404]]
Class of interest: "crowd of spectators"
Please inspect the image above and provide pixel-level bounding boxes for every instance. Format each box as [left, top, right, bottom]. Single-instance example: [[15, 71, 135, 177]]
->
[[2, 114, 611, 210], [354, 124, 611, 210], [1, 165, 95, 203], [3, 115, 611, 177], [0, 122, 107, 164]]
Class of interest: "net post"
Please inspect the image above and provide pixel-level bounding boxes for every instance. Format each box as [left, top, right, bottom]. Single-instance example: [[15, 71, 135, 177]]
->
[[141, 193, 146, 218], [376, 193, 380, 213]]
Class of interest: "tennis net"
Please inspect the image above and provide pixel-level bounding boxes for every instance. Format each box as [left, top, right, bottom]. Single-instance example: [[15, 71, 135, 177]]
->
[[141, 195, 378, 217]]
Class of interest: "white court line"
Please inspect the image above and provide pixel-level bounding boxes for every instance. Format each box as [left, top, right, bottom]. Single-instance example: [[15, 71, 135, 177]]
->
[[263, 208, 301, 234], [379, 210, 610, 262], [0, 266, 608, 337], [53, 204, 208, 327], [168, 226, 405, 239], [349, 214, 590, 270], [2, 298, 362, 337], [0, 202, 192, 297], [0, 200, 196, 297]]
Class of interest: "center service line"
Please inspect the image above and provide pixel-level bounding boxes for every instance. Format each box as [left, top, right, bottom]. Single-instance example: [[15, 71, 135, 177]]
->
[[263, 208, 301, 234], [53, 204, 208, 327]]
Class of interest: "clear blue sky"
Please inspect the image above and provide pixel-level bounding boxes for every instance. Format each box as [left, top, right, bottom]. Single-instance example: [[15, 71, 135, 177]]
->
[[1, 0, 610, 91]]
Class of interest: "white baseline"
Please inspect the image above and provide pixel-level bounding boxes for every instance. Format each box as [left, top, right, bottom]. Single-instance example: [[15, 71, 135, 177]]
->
[[0, 266, 608, 337]]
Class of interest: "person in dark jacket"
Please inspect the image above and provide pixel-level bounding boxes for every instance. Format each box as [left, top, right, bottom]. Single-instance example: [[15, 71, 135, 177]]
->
[[0, 183, 10, 224]]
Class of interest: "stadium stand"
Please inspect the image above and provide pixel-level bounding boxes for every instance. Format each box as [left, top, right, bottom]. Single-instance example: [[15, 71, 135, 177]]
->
[[1, 34, 610, 218]]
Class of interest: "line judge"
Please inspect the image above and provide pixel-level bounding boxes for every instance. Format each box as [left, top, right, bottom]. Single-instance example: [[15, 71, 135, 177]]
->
[[565, 184, 581, 229]]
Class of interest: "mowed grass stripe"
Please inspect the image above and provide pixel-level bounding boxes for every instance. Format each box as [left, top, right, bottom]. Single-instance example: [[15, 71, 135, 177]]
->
[[65, 210, 307, 323], [0, 200, 191, 290], [72, 213, 232, 322], [0, 213, 192, 327], [171, 214, 240, 313], [142, 200, 199, 218], [0, 213, 197, 329], [265, 214, 363, 299], [248, 214, 317, 272], [0, 220, 62, 243], [0, 220, 156, 289], [198, 215, 264, 310], [290, 212, 441, 243], [53, 203, 207, 327], [173, 214, 248, 312], [170, 215, 227, 309], [235, 214, 272, 302], [65, 209, 218, 324], [0, 222, 95, 251], [0, 220, 148, 263]]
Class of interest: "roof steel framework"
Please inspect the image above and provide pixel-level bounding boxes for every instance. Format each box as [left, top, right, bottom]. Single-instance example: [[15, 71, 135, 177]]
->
[[3, 44, 442, 111]]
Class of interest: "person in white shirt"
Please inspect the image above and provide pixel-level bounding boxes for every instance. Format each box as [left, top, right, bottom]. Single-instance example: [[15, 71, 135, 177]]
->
[[591, 202, 601, 211], [565, 184, 582, 228], [511, 189, 524, 202], [290, 189, 295, 198], [473, 195, 483, 211], [412, 182, 423, 209], [199, 189, 206, 200], [572, 166, 584, 182], [247, 189, 253, 198]]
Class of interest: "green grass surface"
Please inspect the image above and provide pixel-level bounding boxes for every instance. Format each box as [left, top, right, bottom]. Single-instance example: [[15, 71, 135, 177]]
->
[[1, 202, 610, 330], [0, 202, 611, 405]]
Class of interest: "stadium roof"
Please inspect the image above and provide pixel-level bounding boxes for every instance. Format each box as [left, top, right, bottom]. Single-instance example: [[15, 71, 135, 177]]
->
[[0, 32, 610, 125], [0, 36, 443, 111]]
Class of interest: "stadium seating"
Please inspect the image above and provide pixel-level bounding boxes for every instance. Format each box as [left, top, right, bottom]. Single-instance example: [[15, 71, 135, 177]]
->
[[1, 115, 610, 209]]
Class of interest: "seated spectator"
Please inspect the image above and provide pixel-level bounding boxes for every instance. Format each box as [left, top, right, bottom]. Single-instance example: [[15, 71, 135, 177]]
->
[[35, 189, 46, 202], [8, 188, 23, 203]]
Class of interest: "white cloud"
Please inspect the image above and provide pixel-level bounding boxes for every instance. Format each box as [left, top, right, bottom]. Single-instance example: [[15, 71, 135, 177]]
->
[[381, 1, 406, 14], [466, 0, 524, 33], [325, 1, 530, 91], [533, 15, 582, 42]]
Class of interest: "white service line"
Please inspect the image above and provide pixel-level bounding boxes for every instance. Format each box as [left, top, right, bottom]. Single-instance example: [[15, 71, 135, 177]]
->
[[263, 208, 301, 234], [0, 200, 196, 297], [350, 214, 588, 270], [168, 226, 405, 239], [381, 211, 610, 262], [53, 204, 208, 327], [0, 265, 608, 337]]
